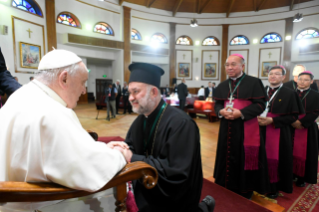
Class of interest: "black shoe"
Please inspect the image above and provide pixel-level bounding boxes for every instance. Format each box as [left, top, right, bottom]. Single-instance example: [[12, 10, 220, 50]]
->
[[106, 117, 110, 121], [201, 195, 215, 212], [296, 181, 306, 187], [267, 191, 279, 199]]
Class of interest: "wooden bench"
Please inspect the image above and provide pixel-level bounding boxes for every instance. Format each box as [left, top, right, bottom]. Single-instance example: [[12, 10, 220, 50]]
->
[[187, 100, 219, 122]]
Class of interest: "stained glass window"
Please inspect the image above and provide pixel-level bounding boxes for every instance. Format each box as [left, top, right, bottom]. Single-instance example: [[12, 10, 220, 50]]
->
[[202, 36, 219, 46], [57, 13, 81, 28], [131, 29, 142, 40], [296, 28, 319, 40], [151, 33, 167, 43], [176, 36, 192, 45], [260, 33, 282, 43], [94, 23, 114, 35], [12, 0, 42, 16], [230, 35, 249, 45]]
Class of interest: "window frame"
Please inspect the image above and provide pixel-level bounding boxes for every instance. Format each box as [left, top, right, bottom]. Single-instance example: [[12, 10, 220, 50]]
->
[[176, 35, 193, 46], [56, 12, 82, 29], [229, 35, 250, 46], [260, 32, 282, 44], [131, 28, 142, 41], [93, 22, 115, 36], [202, 36, 220, 46], [295, 28, 319, 40], [11, 0, 43, 17]]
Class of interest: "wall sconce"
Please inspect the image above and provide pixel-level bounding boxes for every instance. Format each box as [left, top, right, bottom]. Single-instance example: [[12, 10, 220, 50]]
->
[[195, 41, 200, 45], [285, 36, 291, 40], [195, 76, 199, 81], [253, 39, 258, 44]]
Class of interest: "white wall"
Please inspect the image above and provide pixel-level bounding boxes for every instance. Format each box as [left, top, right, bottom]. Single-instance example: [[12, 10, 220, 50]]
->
[[112, 50, 124, 84]]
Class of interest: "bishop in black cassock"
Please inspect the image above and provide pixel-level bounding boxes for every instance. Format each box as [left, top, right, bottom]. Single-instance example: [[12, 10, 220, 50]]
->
[[292, 71, 319, 187], [213, 54, 270, 198], [124, 63, 214, 212], [258, 66, 304, 198]]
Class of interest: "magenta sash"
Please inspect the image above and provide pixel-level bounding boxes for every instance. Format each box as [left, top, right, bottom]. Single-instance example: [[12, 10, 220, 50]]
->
[[224, 99, 260, 170], [293, 114, 307, 177], [265, 113, 280, 183]]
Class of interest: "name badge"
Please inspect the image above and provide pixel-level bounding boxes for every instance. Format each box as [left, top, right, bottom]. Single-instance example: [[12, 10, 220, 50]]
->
[[260, 108, 269, 118], [225, 102, 234, 112]]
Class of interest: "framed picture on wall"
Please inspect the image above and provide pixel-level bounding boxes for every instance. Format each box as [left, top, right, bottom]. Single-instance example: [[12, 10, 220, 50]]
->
[[19, 42, 41, 69], [178, 63, 190, 77], [204, 63, 217, 78], [261, 61, 277, 78]]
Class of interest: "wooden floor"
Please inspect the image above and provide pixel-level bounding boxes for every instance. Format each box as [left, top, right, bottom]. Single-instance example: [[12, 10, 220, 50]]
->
[[74, 103, 220, 178]]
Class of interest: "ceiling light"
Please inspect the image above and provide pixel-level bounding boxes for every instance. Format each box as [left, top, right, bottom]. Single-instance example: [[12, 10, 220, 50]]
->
[[293, 13, 303, 22], [285, 35, 291, 40], [190, 19, 198, 27], [253, 39, 258, 44]]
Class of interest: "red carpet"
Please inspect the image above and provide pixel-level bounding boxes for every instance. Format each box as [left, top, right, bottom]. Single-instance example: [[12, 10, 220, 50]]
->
[[276, 168, 319, 212], [200, 179, 271, 212]]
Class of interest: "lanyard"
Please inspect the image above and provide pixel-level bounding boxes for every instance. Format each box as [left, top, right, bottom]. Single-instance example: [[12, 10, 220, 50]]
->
[[143, 102, 166, 151], [228, 73, 246, 102], [300, 88, 311, 101], [266, 84, 282, 109], [293, 81, 297, 90]]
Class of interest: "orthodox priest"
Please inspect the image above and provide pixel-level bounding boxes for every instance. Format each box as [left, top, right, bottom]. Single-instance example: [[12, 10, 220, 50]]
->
[[213, 54, 270, 199], [258, 66, 303, 199], [291, 71, 319, 187], [123, 63, 214, 212], [283, 64, 318, 92]]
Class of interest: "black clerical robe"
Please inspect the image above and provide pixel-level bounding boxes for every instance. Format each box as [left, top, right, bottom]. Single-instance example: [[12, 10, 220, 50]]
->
[[294, 88, 319, 184], [213, 73, 270, 194], [283, 80, 319, 92], [260, 86, 303, 193], [125, 99, 203, 212]]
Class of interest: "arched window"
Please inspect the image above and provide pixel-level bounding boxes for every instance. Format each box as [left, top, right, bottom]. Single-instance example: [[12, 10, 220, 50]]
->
[[260, 33, 282, 43], [12, 0, 43, 17], [176, 36, 193, 45], [296, 28, 319, 40], [202, 36, 220, 46], [94, 22, 114, 35], [57, 12, 81, 28], [151, 33, 168, 44], [131, 29, 142, 40], [230, 35, 249, 45]]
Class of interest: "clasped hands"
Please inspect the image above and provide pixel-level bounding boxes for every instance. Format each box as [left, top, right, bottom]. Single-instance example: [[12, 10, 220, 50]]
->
[[220, 107, 242, 120], [106, 141, 132, 163], [291, 120, 304, 129], [257, 116, 273, 126]]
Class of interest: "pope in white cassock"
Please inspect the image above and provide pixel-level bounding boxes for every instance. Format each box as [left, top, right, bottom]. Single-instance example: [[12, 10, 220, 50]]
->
[[0, 49, 127, 212]]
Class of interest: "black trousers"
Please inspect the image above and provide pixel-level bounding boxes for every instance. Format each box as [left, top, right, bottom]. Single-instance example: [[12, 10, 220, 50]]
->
[[123, 96, 132, 113], [179, 98, 186, 111], [115, 95, 121, 113]]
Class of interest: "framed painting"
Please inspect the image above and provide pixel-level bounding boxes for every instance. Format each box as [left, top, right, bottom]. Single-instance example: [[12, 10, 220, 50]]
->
[[178, 63, 190, 77], [261, 61, 277, 78], [19, 42, 41, 69], [204, 63, 217, 78]]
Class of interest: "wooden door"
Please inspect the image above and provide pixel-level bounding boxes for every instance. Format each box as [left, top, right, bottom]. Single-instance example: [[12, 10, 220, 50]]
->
[[96, 79, 112, 102]]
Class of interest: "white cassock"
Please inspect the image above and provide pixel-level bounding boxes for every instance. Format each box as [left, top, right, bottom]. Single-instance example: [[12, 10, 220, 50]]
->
[[0, 80, 126, 212]]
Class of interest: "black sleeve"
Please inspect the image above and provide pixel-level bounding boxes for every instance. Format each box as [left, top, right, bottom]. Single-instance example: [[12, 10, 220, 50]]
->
[[0, 70, 21, 96], [311, 82, 318, 92], [241, 98, 265, 121], [214, 99, 224, 116], [299, 112, 319, 128], [273, 114, 298, 128]]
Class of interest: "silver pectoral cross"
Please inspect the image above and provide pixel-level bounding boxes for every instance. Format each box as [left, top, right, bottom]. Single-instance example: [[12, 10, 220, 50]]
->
[[228, 95, 234, 104]]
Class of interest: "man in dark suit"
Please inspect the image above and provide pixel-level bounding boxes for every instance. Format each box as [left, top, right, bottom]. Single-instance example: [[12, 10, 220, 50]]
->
[[177, 78, 188, 111], [205, 82, 212, 99], [104, 83, 117, 121], [0, 47, 21, 98], [115, 80, 122, 114]]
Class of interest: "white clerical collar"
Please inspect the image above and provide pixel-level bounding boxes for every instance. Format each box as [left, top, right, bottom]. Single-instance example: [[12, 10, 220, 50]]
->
[[269, 83, 282, 89], [32, 79, 67, 107], [297, 87, 310, 92], [230, 72, 243, 80]]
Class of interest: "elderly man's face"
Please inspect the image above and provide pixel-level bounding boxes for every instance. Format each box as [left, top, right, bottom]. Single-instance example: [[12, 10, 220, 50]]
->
[[128, 82, 156, 115], [225, 56, 244, 78], [66, 63, 88, 109]]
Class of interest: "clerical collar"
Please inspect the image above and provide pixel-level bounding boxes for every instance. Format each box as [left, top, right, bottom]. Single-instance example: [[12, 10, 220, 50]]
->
[[269, 83, 282, 89], [297, 87, 310, 92], [32, 79, 67, 107], [144, 99, 165, 123], [230, 72, 244, 81]]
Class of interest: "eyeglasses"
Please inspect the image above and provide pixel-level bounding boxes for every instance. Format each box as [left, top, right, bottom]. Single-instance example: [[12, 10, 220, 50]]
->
[[268, 73, 282, 76], [297, 78, 311, 82], [225, 63, 240, 68]]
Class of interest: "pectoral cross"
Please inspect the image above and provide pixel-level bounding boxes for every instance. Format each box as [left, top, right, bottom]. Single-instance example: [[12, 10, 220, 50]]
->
[[268, 52, 272, 58], [228, 95, 234, 103], [209, 54, 212, 60], [183, 54, 186, 60], [27, 28, 33, 38]]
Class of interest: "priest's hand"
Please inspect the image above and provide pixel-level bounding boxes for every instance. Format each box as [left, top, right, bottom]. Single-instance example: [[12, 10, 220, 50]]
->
[[291, 120, 304, 129], [106, 141, 129, 150], [220, 108, 233, 120], [257, 116, 273, 126], [231, 108, 243, 120]]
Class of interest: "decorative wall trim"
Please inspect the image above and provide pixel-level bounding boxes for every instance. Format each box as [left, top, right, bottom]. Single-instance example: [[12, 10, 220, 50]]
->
[[131, 43, 169, 56], [67, 34, 124, 49], [75, 0, 120, 14]]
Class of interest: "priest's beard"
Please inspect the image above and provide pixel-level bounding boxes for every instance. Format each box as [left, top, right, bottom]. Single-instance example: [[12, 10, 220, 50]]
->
[[131, 90, 157, 115]]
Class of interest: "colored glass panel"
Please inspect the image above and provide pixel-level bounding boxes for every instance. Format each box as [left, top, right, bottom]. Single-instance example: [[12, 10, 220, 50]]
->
[[57, 14, 78, 27], [296, 29, 319, 40], [12, 0, 37, 14], [131, 29, 141, 40], [151, 33, 167, 43], [230, 36, 249, 45], [176, 36, 191, 45], [94, 23, 113, 35], [203, 37, 218, 46], [261, 33, 282, 43]]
